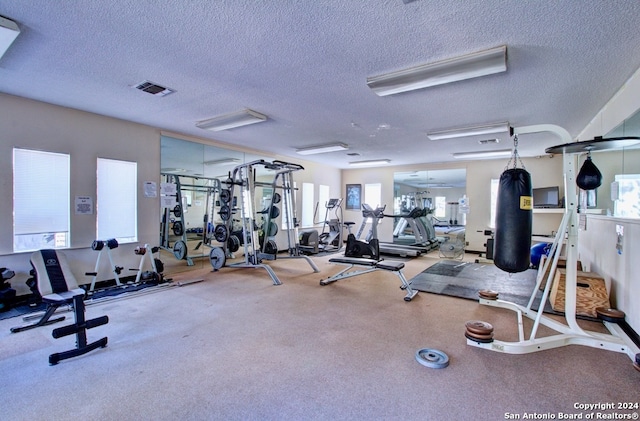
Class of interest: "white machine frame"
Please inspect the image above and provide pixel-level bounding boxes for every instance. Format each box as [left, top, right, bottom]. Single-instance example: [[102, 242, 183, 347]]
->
[[467, 124, 640, 362]]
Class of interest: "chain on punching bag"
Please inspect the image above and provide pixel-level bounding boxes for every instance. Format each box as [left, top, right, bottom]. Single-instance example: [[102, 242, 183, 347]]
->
[[493, 135, 533, 273]]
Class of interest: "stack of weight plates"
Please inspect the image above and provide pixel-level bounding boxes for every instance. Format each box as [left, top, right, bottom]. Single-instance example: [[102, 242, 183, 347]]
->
[[465, 320, 494, 343], [595, 307, 626, 323], [478, 289, 499, 300]]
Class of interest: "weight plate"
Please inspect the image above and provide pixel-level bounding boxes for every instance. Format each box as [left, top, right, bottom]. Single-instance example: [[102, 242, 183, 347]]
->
[[270, 206, 280, 219], [154, 258, 164, 274], [264, 239, 278, 255], [91, 240, 104, 251], [478, 289, 499, 299], [464, 330, 494, 341], [264, 221, 278, 237], [465, 331, 494, 344], [219, 189, 231, 204], [465, 320, 494, 335], [219, 205, 231, 221], [173, 240, 187, 260], [173, 205, 182, 217], [415, 348, 449, 369], [134, 246, 146, 255], [209, 247, 226, 270], [228, 235, 240, 253], [172, 221, 184, 236], [214, 224, 229, 242], [595, 307, 626, 323], [272, 192, 281, 204]]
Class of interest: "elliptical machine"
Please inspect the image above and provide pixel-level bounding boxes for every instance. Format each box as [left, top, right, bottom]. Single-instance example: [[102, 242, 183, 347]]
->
[[344, 204, 381, 260]]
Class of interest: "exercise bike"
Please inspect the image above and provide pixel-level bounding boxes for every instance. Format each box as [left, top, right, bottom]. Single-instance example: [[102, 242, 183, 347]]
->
[[344, 204, 381, 261]]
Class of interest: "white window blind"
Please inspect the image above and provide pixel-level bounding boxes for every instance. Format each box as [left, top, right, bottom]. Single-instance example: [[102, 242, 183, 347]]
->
[[13, 148, 70, 252], [301, 183, 314, 228], [318, 185, 330, 215], [97, 158, 138, 243]]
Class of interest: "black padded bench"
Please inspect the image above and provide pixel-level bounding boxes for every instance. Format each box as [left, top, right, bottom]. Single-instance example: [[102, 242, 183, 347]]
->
[[320, 257, 418, 301]]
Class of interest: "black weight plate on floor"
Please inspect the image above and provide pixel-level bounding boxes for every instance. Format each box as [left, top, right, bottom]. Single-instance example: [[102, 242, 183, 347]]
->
[[214, 224, 229, 242], [465, 332, 494, 344], [219, 189, 231, 204], [415, 348, 449, 369], [209, 247, 226, 270], [219, 205, 231, 221], [173, 240, 187, 260], [264, 239, 278, 255]]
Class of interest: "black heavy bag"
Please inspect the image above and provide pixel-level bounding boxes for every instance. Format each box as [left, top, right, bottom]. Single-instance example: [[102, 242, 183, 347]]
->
[[494, 168, 533, 273]]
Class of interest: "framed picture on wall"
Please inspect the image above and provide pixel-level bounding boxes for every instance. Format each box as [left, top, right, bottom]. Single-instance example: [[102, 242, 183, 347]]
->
[[346, 184, 361, 210]]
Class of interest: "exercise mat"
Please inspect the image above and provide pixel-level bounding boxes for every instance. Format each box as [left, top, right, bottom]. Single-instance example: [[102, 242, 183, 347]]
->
[[408, 260, 557, 314]]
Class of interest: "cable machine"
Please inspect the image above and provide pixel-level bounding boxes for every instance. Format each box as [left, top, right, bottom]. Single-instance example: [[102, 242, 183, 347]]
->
[[208, 159, 318, 285]]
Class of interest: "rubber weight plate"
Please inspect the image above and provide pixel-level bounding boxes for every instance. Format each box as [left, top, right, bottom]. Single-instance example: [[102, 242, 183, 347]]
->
[[272, 192, 281, 204], [465, 330, 494, 341], [227, 235, 240, 253], [595, 307, 626, 323], [209, 247, 226, 270], [415, 348, 449, 369], [172, 221, 184, 236], [173, 205, 182, 217], [213, 224, 229, 243], [465, 320, 494, 335], [219, 189, 231, 204], [219, 205, 231, 221]]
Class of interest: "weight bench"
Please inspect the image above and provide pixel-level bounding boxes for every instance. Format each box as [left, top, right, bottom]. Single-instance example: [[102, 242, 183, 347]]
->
[[11, 249, 109, 365], [320, 257, 418, 301]]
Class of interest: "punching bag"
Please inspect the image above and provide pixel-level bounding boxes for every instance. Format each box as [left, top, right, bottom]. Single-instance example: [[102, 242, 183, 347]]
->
[[494, 168, 533, 273]]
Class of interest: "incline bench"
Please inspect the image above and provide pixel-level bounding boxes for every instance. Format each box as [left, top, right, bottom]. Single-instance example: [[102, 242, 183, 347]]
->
[[320, 257, 418, 301]]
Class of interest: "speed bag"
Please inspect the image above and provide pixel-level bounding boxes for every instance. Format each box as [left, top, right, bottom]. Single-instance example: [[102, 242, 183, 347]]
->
[[493, 168, 533, 273]]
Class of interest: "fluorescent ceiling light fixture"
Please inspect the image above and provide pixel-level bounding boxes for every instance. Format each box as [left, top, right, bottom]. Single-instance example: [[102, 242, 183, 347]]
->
[[349, 159, 391, 167], [203, 158, 241, 166], [296, 143, 349, 155], [0, 16, 20, 60], [367, 45, 507, 96], [427, 121, 511, 140], [452, 149, 512, 159], [196, 109, 267, 131]]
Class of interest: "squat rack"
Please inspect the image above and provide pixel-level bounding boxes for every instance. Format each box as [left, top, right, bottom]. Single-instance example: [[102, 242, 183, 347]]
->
[[160, 173, 222, 266], [209, 159, 318, 285]]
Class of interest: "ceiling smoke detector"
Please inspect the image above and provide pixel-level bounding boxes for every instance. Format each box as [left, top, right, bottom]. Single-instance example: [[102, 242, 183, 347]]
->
[[133, 80, 176, 97]]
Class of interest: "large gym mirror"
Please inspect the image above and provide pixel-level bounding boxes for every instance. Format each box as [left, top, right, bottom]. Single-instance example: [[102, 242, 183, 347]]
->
[[392, 168, 467, 246], [160, 135, 283, 275], [593, 109, 640, 218]]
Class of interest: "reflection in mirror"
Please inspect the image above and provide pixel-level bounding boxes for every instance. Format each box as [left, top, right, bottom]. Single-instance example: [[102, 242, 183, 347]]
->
[[596, 110, 640, 218], [393, 169, 466, 247]]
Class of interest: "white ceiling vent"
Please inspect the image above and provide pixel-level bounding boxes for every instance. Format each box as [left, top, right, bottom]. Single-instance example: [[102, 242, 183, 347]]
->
[[133, 80, 175, 97]]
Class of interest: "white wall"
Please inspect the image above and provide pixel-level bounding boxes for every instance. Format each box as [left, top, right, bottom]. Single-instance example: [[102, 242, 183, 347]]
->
[[0, 93, 161, 295]]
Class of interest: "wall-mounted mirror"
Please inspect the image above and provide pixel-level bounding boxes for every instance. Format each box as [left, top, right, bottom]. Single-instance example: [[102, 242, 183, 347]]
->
[[589, 110, 640, 218], [393, 169, 466, 247]]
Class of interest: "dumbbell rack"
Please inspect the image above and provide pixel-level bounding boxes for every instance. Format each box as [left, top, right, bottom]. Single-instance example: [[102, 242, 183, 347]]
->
[[87, 239, 123, 293], [467, 124, 640, 364]]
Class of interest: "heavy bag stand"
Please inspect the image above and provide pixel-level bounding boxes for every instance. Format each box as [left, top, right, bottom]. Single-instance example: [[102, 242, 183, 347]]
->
[[468, 124, 640, 363]]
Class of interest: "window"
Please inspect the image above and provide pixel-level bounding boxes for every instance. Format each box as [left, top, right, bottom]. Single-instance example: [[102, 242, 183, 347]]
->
[[364, 183, 381, 209], [490, 178, 499, 228], [434, 196, 446, 219], [97, 158, 137, 243], [318, 185, 330, 216], [301, 183, 314, 228], [13, 148, 70, 252], [613, 174, 640, 218]]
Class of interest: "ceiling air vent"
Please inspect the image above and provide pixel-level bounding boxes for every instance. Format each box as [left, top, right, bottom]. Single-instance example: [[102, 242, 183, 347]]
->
[[133, 80, 175, 97]]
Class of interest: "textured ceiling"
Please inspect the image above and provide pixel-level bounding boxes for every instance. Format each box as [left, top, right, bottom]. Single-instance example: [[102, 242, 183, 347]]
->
[[2, 1, 640, 169]]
